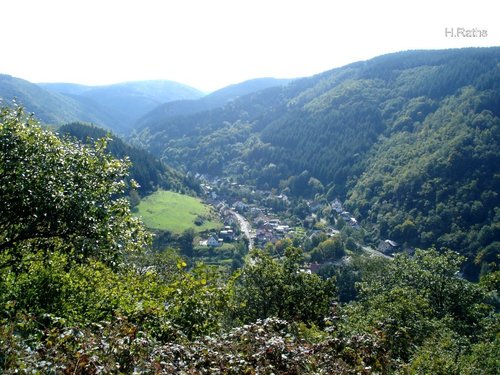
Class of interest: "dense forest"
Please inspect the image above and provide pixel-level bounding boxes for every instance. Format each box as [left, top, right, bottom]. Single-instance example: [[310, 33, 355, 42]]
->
[[347, 87, 500, 278], [57, 122, 200, 196], [133, 47, 500, 279], [0, 106, 498, 373]]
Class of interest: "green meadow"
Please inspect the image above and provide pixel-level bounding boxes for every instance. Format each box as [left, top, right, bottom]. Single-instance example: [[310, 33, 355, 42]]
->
[[135, 190, 222, 234]]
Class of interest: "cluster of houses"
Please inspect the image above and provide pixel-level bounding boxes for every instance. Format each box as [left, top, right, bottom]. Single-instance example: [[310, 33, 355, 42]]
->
[[198, 175, 405, 256], [198, 197, 294, 249], [331, 198, 360, 229], [199, 225, 235, 248], [229, 199, 294, 246], [252, 217, 292, 247], [200, 182, 218, 201], [331, 199, 403, 255]]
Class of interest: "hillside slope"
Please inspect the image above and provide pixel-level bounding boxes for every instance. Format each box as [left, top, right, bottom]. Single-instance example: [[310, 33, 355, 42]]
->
[[58, 123, 200, 196], [0, 74, 115, 126], [133, 47, 500, 277]]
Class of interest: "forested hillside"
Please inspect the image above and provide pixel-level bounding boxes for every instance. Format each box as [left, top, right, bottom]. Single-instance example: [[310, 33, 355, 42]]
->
[[346, 87, 500, 278], [133, 47, 500, 277], [58, 122, 200, 196]]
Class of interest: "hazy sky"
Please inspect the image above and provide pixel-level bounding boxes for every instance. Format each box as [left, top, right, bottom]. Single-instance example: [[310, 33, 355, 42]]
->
[[1, 0, 497, 92]]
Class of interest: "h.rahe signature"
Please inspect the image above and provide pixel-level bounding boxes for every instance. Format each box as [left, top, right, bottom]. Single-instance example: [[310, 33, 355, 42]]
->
[[445, 27, 488, 38]]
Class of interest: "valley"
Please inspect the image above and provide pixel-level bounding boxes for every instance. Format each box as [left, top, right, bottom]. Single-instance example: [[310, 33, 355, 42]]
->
[[1, 47, 499, 374], [128, 47, 500, 280]]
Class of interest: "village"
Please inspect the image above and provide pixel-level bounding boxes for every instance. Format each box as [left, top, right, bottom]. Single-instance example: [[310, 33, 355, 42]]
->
[[194, 175, 401, 260]]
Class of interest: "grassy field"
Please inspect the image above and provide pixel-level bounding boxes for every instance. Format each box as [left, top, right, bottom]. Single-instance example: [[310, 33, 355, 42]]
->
[[135, 190, 222, 234]]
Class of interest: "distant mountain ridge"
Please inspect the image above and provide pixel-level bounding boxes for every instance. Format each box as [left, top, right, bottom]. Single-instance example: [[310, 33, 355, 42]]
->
[[0, 75, 292, 135], [39, 80, 204, 103], [0, 74, 116, 126], [40, 80, 205, 133], [0, 75, 204, 134], [37, 82, 92, 96], [134, 77, 292, 129]]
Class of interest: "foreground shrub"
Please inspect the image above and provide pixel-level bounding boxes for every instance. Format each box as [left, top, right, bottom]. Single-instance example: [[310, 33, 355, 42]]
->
[[0, 316, 397, 374]]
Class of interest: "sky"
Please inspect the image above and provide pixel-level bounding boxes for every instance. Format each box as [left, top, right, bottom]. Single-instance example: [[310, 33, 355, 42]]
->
[[1, 0, 498, 92]]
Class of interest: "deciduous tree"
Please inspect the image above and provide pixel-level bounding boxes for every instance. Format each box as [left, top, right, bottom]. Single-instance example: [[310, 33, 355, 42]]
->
[[0, 106, 150, 267]]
